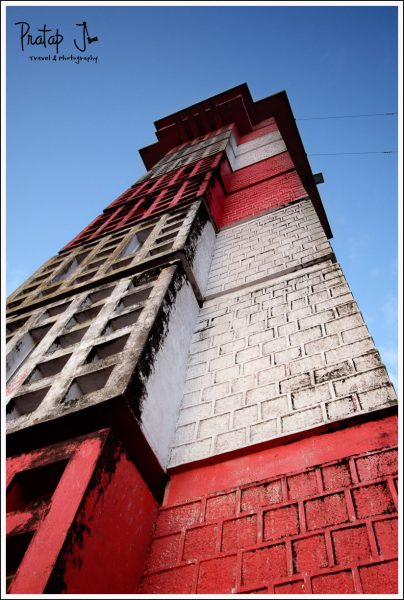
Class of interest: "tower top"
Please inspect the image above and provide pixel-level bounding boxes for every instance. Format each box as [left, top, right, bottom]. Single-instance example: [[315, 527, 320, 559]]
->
[[140, 83, 332, 238]]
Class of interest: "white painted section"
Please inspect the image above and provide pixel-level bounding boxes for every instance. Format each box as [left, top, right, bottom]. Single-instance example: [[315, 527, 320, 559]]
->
[[225, 129, 287, 171], [236, 130, 282, 154], [234, 139, 287, 170], [224, 131, 238, 171], [206, 201, 330, 296], [168, 257, 397, 467], [190, 219, 216, 297], [141, 280, 200, 468]]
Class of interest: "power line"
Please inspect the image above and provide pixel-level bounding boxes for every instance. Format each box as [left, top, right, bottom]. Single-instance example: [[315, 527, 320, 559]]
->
[[296, 112, 397, 121], [308, 150, 397, 156]]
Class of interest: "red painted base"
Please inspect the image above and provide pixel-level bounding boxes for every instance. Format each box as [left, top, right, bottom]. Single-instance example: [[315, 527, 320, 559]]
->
[[6, 430, 158, 593], [140, 416, 398, 594]]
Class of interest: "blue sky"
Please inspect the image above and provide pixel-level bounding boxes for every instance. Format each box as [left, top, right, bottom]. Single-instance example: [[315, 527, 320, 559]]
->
[[6, 5, 398, 388]]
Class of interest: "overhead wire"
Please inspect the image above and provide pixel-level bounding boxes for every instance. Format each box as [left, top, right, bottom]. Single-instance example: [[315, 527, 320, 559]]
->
[[293, 111, 397, 156], [296, 112, 397, 121], [308, 150, 397, 156]]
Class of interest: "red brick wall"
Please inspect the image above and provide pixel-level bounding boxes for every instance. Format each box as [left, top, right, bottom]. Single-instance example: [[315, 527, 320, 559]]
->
[[226, 152, 294, 193], [140, 416, 398, 594], [218, 170, 307, 228]]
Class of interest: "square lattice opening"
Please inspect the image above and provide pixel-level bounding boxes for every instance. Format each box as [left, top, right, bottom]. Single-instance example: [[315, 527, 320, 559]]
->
[[25, 354, 72, 384], [7, 459, 69, 513], [6, 387, 51, 421], [64, 367, 114, 401], [103, 309, 141, 334], [86, 334, 129, 363], [6, 531, 35, 591]]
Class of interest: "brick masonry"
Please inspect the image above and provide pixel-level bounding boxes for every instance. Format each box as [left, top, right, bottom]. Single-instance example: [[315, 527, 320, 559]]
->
[[169, 257, 397, 467], [226, 151, 295, 193], [224, 129, 287, 172], [141, 419, 398, 594], [206, 199, 331, 296], [237, 117, 278, 144], [218, 171, 307, 228]]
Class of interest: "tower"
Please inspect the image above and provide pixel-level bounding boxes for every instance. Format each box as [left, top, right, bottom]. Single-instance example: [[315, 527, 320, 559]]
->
[[5, 85, 398, 594]]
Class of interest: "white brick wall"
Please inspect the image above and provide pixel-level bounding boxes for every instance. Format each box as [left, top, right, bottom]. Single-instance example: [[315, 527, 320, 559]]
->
[[225, 129, 287, 171], [168, 263, 397, 467], [205, 200, 332, 296]]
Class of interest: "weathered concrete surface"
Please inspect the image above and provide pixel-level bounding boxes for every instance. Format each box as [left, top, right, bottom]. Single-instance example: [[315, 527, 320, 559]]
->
[[6, 265, 199, 471], [7, 202, 214, 314]]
